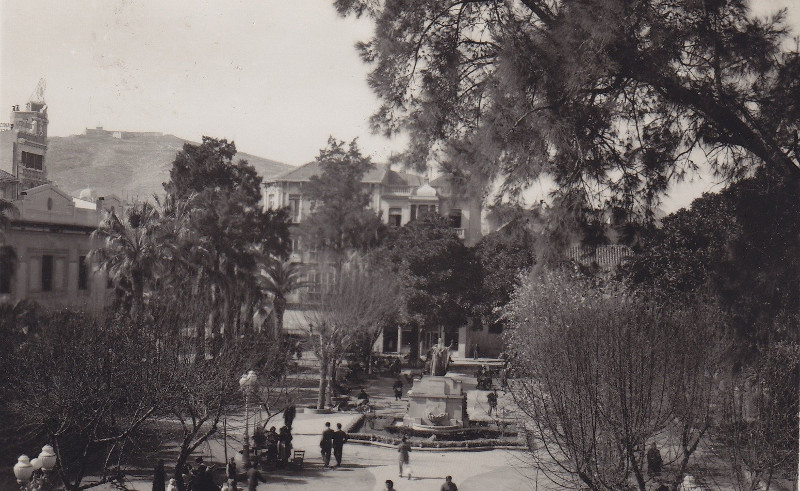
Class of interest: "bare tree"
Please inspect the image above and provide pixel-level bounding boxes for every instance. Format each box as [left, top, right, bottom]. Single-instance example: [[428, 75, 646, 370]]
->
[[6, 311, 164, 490], [712, 341, 800, 490], [304, 263, 399, 409], [505, 271, 725, 490]]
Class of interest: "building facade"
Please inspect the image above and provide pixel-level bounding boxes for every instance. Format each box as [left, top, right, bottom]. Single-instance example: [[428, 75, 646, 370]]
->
[[1, 98, 120, 311], [262, 162, 490, 358]]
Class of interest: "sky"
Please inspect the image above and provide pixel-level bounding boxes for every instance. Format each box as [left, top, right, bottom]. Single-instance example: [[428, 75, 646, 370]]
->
[[1, 0, 798, 213]]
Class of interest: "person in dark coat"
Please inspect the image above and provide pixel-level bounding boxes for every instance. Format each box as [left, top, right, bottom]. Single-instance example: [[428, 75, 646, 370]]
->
[[152, 459, 166, 491], [278, 425, 293, 465], [225, 457, 236, 486], [647, 442, 663, 476], [332, 422, 349, 467], [266, 426, 279, 465], [283, 404, 297, 430], [393, 379, 404, 401], [487, 391, 498, 416], [320, 421, 335, 467], [440, 475, 458, 491], [246, 466, 264, 491]]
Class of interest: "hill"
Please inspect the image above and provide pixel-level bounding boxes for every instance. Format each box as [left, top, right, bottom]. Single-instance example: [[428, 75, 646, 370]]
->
[[45, 132, 292, 200]]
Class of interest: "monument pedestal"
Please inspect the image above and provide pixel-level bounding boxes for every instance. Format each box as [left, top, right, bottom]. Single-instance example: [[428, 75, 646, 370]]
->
[[403, 375, 468, 430]]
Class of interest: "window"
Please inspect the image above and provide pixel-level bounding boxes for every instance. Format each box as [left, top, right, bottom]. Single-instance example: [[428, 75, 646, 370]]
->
[[267, 194, 275, 209], [78, 256, 89, 291], [21, 151, 43, 171], [308, 243, 320, 262], [389, 208, 402, 227], [417, 204, 436, 217], [410, 205, 417, 222], [448, 209, 462, 228], [291, 236, 301, 253], [306, 270, 319, 296], [41, 255, 53, 292], [289, 195, 301, 223]]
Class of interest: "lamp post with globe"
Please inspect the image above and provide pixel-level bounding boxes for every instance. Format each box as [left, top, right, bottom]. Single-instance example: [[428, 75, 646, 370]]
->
[[239, 370, 258, 469], [13, 445, 58, 490]]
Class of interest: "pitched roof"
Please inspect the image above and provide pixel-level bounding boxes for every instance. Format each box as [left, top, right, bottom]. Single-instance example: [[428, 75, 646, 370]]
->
[[0, 169, 18, 182], [271, 162, 423, 186]]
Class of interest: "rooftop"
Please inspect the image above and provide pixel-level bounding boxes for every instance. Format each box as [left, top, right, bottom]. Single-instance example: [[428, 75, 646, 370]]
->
[[271, 162, 425, 187]]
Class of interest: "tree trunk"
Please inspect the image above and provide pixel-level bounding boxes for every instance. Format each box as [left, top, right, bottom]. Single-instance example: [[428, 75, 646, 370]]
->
[[317, 352, 329, 410], [326, 360, 336, 408], [274, 295, 286, 339]]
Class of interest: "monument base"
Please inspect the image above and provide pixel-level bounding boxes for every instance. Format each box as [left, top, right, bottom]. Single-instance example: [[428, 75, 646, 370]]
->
[[403, 375, 469, 429]]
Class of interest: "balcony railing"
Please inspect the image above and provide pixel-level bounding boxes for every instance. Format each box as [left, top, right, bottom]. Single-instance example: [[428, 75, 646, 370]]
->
[[387, 185, 413, 195]]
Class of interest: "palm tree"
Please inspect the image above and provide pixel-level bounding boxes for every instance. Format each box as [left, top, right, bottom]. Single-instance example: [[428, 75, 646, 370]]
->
[[259, 258, 306, 337], [90, 201, 163, 318]]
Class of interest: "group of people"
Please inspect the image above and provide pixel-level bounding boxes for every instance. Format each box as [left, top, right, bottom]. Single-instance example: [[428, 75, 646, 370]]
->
[[253, 424, 294, 467], [383, 475, 459, 490], [319, 421, 350, 467], [169, 457, 219, 491]]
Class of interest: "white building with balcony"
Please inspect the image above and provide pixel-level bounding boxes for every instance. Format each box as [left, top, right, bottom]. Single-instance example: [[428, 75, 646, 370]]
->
[[262, 161, 482, 246], [262, 162, 486, 356]]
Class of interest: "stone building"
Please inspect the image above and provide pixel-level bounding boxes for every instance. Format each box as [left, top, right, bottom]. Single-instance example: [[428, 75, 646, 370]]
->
[[262, 161, 491, 358], [1, 97, 120, 311]]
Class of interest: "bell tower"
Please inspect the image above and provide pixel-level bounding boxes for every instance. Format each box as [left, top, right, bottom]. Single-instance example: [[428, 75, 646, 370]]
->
[[10, 78, 49, 191]]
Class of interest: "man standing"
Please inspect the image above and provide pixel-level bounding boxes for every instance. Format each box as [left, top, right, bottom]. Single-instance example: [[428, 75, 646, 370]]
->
[[440, 475, 458, 491], [332, 422, 349, 467], [225, 457, 237, 488], [392, 379, 404, 401], [487, 390, 498, 416], [320, 421, 335, 468], [246, 466, 264, 491], [397, 436, 412, 479], [647, 442, 663, 477]]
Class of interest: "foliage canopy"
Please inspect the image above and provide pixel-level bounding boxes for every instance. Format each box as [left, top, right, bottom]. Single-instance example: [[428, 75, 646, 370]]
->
[[336, 0, 800, 214]]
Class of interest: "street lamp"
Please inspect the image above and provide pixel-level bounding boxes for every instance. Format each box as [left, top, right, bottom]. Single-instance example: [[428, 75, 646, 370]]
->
[[13, 445, 58, 490], [239, 370, 258, 469]]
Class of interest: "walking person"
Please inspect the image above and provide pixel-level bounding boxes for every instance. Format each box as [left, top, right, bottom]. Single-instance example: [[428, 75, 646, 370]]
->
[[278, 425, 293, 465], [245, 466, 265, 491], [647, 441, 663, 477], [487, 390, 498, 416], [393, 379, 404, 401], [225, 457, 236, 488], [320, 421, 335, 467], [440, 475, 458, 491], [397, 436, 412, 479], [332, 422, 349, 467]]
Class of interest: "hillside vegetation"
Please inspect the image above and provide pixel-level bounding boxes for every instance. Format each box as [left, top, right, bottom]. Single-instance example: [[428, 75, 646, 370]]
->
[[47, 132, 291, 200]]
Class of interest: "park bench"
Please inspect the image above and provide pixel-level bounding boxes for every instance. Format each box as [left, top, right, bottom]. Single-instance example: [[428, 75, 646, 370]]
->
[[291, 450, 305, 470]]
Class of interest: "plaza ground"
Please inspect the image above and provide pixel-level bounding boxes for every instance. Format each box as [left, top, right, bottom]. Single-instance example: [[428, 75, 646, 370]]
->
[[97, 411, 549, 491], [91, 364, 543, 491]]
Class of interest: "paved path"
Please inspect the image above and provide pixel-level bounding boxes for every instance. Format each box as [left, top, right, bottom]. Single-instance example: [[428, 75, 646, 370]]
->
[[96, 410, 553, 491], [262, 412, 548, 490]]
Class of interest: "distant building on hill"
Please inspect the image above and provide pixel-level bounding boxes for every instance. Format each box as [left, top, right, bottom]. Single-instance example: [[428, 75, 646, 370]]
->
[[1, 96, 121, 311], [84, 126, 163, 139]]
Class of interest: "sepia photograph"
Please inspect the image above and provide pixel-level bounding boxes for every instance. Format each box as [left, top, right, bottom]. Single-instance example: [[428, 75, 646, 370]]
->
[[1, 1, 798, 490]]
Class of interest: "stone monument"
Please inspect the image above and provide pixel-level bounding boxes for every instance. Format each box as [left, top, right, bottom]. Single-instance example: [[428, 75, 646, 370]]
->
[[404, 338, 468, 430]]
